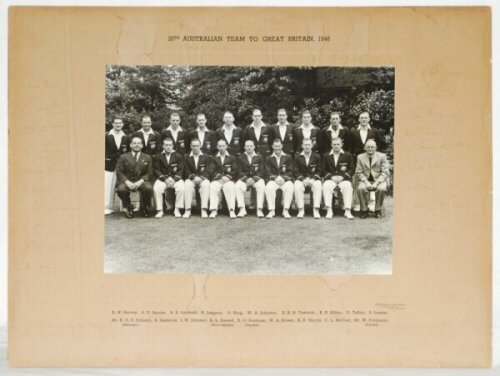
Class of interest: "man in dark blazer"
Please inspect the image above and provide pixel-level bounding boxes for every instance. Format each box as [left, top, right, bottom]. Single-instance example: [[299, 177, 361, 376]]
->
[[215, 111, 244, 157], [152, 137, 185, 219], [322, 137, 355, 220], [115, 136, 154, 218], [264, 138, 295, 219], [104, 117, 130, 215], [188, 113, 217, 155], [321, 112, 351, 154], [235, 139, 266, 218], [161, 113, 188, 155], [350, 111, 385, 157], [294, 138, 323, 219], [244, 109, 272, 157], [355, 139, 390, 219], [272, 108, 296, 156], [293, 110, 321, 154], [132, 115, 161, 156], [208, 139, 238, 218], [183, 138, 211, 218]]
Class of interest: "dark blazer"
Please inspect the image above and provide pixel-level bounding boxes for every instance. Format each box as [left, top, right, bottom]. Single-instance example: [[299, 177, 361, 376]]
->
[[152, 151, 184, 182], [294, 152, 323, 181], [244, 124, 273, 157], [350, 127, 385, 156], [321, 126, 351, 154], [104, 132, 130, 172], [210, 154, 238, 181], [265, 153, 294, 182], [184, 154, 211, 180], [293, 126, 321, 154], [161, 127, 188, 155], [322, 151, 355, 182], [116, 151, 153, 185], [238, 153, 265, 182], [132, 130, 162, 156], [271, 123, 296, 156], [215, 126, 244, 157], [188, 129, 217, 155]]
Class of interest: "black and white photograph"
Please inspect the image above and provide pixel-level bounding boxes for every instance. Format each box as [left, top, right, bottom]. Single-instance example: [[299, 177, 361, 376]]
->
[[104, 65, 394, 274]]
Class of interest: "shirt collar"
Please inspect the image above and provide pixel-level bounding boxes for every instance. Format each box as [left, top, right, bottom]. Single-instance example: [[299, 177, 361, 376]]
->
[[271, 152, 286, 158], [245, 152, 256, 158], [250, 122, 264, 129], [329, 149, 344, 155], [357, 124, 371, 130], [299, 123, 315, 130], [216, 152, 227, 158], [196, 127, 207, 132], [277, 121, 289, 127], [327, 124, 344, 131], [223, 124, 235, 131], [300, 151, 312, 157], [167, 126, 183, 132], [109, 129, 124, 136], [189, 151, 203, 157], [140, 128, 154, 135]]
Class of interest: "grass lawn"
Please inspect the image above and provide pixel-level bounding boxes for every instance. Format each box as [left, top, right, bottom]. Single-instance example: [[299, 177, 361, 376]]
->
[[105, 198, 392, 274]]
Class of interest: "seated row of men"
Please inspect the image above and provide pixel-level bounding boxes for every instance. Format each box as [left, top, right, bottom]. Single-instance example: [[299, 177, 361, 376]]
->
[[105, 109, 386, 164], [111, 135, 390, 220]]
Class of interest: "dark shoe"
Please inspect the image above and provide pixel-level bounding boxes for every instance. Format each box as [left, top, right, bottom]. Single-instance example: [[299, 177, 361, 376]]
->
[[360, 210, 368, 219], [143, 209, 150, 218], [374, 210, 381, 219], [126, 205, 134, 218]]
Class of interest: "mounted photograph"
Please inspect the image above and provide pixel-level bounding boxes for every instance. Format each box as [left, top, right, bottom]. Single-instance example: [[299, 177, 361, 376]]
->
[[104, 65, 395, 274]]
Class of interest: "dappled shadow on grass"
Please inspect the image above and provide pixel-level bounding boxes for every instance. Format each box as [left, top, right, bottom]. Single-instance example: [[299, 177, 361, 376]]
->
[[105, 199, 393, 274]]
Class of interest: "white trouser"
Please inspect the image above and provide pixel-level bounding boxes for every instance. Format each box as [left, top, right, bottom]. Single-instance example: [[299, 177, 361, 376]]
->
[[323, 179, 353, 209], [210, 180, 236, 211], [184, 179, 210, 210], [235, 179, 265, 209], [153, 179, 185, 211], [265, 180, 294, 211], [104, 171, 116, 210], [294, 178, 322, 209]]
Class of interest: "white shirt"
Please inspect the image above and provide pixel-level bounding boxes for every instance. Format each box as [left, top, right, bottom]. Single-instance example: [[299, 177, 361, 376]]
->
[[271, 152, 285, 166], [189, 151, 203, 169], [329, 149, 342, 166], [196, 127, 206, 146], [163, 151, 171, 164], [223, 124, 235, 143], [327, 124, 344, 139], [140, 128, 154, 145], [250, 123, 263, 140], [357, 124, 371, 144], [168, 126, 182, 142], [299, 124, 315, 140], [278, 122, 289, 141], [245, 152, 255, 164], [132, 151, 141, 161], [300, 151, 312, 166], [109, 129, 125, 149], [216, 152, 226, 165]]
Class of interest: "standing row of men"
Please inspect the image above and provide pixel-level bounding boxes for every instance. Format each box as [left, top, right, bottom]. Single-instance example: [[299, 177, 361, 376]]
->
[[105, 109, 390, 219]]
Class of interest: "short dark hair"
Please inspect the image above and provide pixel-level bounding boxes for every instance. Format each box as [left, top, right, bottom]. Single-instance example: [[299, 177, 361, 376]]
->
[[273, 138, 283, 145], [190, 138, 200, 145], [163, 137, 174, 145]]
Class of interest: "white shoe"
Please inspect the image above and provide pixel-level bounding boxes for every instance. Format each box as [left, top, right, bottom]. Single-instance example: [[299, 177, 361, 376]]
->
[[229, 210, 237, 219], [257, 209, 264, 218], [344, 210, 354, 220], [237, 207, 247, 218], [283, 210, 291, 219], [201, 210, 208, 219], [297, 209, 305, 218], [174, 209, 182, 218], [183, 210, 191, 219], [326, 208, 333, 219], [209, 210, 217, 218], [104, 209, 113, 215], [313, 208, 321, 219], [155, 210, 164, 219], [266, 210, 275, 219], [353, 204, 361, 211]]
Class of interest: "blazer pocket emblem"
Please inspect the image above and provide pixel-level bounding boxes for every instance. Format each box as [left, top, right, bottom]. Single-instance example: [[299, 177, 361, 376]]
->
[[234, 138, 239, 146], [281, 165, 286, 172]]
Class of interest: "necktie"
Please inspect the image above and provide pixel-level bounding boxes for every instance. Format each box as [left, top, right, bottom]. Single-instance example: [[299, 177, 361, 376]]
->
[[134, 152, 139, 162]]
